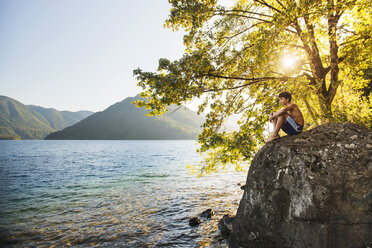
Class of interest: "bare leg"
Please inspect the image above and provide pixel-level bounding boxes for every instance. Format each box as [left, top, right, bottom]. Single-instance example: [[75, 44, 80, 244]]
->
[[273, 115, 285, 136], [272, 117, 277, 129], [269, 112, 277, 131], [266, 113, 288, 142]]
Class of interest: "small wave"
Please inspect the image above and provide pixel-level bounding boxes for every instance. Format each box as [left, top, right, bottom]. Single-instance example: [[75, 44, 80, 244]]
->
[[137, 173, 170, 178], [10, 174, 29, 178]]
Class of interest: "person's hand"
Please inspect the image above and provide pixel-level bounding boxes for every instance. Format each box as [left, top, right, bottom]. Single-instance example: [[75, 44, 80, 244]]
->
[[269, 112, 274, 122]]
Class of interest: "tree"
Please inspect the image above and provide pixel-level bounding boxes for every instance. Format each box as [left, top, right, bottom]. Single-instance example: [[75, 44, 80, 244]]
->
[[134, 0, 371, 175]]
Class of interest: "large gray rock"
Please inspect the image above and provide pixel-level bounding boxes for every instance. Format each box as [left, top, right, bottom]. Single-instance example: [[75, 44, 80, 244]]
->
[[230, 123, 372, 248]]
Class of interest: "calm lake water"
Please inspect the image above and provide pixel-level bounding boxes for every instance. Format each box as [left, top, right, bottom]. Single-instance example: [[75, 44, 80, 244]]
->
[[0, 140, 246, 247]]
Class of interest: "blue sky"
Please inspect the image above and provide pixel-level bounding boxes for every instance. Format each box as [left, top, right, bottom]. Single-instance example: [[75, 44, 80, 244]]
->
[[0, 0, 186, 111]]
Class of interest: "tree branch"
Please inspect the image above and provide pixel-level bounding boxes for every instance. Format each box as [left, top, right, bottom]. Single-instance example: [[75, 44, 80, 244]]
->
[[213, 12, 271, 23], [303, 72, 317, 86], [206, 74, 286, 81], [201, 74, 296, 92], [274, 0, 287, 11], [304, 16, 325, 73], [221, 9, 273, 18], [215, 88, 244, 132], [326, 0, 341, 105], [218, 25, 260, 41], [339, 35, 369, 47], [253, 0, 282, 13]]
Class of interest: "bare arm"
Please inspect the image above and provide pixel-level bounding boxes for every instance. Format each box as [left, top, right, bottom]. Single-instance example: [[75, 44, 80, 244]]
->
[[270, 104, 295, 120]]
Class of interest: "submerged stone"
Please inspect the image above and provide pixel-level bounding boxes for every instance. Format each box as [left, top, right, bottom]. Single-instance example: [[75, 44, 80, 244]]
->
[[230, 123, 372, 248], [200, 209, 215, 218], [189, 217, 201, 226]]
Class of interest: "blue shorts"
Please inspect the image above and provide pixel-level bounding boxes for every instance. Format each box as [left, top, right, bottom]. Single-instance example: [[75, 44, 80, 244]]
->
[[282, 116, 303, 135]]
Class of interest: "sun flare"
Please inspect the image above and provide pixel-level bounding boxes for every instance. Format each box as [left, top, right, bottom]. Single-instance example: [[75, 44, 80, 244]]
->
[[281, 55, 297, 69]]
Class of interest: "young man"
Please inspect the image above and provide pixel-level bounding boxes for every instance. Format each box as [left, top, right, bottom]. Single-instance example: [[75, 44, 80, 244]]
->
[[266, 92, 304, 142]]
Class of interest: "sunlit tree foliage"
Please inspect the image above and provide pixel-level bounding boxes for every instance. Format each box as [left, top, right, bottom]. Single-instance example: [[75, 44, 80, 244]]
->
[[134, 0, 371, 175]]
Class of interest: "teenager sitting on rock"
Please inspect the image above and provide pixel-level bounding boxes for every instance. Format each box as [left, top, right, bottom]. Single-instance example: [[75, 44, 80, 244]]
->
[[266, 92, 305, 142]]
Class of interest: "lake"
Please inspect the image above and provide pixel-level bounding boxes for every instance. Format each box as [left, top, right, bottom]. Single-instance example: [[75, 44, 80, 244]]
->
[[0, 140, 246, 247]]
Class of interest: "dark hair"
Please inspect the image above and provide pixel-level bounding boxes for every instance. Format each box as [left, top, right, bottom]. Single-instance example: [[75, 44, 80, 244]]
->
[[278, 92, 291, 102]]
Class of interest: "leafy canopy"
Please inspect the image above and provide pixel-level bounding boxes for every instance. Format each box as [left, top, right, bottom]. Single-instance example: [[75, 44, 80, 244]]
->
[[134, 0, 371, 175]]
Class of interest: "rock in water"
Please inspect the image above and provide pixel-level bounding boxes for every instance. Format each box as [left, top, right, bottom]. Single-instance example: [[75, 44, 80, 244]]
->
[[230, 123, 372, 248], [189, 217, 201, 226], [200, 209, 215, 218]]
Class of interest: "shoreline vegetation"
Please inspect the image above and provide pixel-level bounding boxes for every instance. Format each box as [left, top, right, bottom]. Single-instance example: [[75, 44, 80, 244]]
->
[[0, 136, 20, 140]]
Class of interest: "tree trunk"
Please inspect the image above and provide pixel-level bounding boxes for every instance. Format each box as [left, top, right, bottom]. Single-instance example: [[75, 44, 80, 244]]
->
[[317, 93, 333, 123]]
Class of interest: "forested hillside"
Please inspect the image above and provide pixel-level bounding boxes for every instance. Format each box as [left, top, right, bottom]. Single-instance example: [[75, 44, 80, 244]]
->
[[0, 96, 93, 139], [45, 95, 205, 140]]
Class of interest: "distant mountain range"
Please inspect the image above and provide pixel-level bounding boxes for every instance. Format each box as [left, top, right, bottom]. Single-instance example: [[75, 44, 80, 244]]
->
[[0, 95, 93, 139], [45, 95, 205, 140], [1, 95, 239, 140]]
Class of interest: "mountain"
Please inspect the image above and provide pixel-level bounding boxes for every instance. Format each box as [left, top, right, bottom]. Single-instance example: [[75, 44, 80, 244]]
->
[[28, 105, 92, 130], [0, 96, 93, 139], [45, 95, 205, 140]]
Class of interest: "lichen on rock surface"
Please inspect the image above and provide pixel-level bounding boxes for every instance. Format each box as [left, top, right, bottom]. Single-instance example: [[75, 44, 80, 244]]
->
[[229, 123, 372, 248]]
